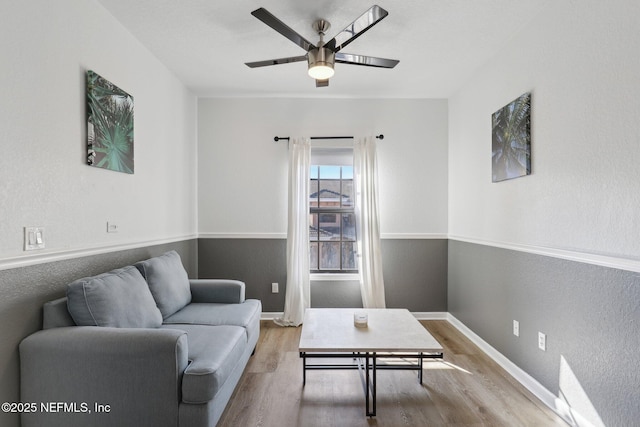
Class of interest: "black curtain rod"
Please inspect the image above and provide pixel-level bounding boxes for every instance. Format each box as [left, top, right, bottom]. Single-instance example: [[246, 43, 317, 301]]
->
[[274, 135, 384, 142]]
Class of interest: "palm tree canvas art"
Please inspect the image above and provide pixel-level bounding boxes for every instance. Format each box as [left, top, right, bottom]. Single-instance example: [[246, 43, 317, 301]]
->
[[87, 70, 134, 174], [492, 92, 531, 182]]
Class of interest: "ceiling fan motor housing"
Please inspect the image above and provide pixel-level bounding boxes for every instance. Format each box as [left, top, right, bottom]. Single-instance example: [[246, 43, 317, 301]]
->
[[308, 47, 335, 79]]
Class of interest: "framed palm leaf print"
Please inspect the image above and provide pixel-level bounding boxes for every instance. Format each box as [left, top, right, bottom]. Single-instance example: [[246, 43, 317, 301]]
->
[[87, 70, 134, 174], [492, 92, 531, 182]]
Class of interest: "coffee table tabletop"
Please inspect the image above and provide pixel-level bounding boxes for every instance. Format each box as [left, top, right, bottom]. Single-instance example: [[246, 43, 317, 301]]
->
[[299, 308, 443, 353]]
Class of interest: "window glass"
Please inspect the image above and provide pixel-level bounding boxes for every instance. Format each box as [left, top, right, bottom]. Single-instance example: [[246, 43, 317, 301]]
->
[[309, 163, 357, 273]]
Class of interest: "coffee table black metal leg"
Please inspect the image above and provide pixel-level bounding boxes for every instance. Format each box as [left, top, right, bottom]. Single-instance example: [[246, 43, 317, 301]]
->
[[301, 352, 306, 386], [372, 353, 377, 416], [362, 352, 377, 417], [365, 353, 370, 416]]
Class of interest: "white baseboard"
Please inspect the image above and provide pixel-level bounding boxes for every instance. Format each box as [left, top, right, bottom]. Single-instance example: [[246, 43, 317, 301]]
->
[[412, 312, 448, 320], [261, 311, 448, 321], [261, 312, 284, 320]]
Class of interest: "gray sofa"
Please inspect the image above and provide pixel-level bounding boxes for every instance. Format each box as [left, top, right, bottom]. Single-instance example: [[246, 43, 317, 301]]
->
[[19, 251, 261, 427]]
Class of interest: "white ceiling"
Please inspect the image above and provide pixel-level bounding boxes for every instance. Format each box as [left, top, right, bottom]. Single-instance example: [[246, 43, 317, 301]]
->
[[96, 0, 551, 98]]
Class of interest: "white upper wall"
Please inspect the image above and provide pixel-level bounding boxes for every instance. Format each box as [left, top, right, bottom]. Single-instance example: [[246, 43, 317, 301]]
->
[[10, 0, 635, 264], [448, 0, 640, 260], [0, 0, 198, 265], [198, 98, 448, 237]]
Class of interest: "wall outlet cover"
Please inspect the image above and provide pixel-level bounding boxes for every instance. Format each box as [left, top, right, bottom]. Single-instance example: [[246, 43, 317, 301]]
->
[[538, 332, 546, 351]]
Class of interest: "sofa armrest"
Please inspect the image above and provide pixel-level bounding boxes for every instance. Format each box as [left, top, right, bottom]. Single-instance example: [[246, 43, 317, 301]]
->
[[189, 279, 246, 304], [20, 326, 188, 427]]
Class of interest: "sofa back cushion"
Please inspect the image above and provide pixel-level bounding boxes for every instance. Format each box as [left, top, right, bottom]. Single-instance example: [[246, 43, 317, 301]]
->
[[43, 297, 76, 329], [135, 251, 192, 318], [67, 266, 163, 328]]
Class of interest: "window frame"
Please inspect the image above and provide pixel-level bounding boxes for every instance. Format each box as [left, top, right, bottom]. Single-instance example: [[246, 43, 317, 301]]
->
[[309, 164, 358, 275]]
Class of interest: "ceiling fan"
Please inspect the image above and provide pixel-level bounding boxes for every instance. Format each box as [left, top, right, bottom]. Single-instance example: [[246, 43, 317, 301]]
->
[[245, 5, 399, 87]]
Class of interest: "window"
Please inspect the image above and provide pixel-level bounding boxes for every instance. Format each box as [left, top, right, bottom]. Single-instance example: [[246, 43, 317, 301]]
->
[[309, 164, 357, 273]]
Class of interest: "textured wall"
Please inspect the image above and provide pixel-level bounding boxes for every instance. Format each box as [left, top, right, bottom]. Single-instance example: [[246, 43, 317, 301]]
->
[[448, 0, 640, 258], [197, 97, 448, 237], [446, 2, 640, 425], [382, 239, 448, 311], [198, 238, 287, 312], [0, 3, 197, 427], [0, 0, 197, 262], [198, 238, 447, 313], [0, 240, 197, 427], [448, 240, 640, 427]]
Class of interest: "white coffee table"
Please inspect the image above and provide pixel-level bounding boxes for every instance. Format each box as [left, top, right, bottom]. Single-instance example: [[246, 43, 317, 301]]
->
[[298, 308, 444, 416]]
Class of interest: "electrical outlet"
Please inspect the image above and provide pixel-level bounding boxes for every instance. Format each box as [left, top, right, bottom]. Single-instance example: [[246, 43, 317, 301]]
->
[[513, 320, 519, 337], [271, 282, 279, 293], [107, 222, 118, 233], [538, 332, 546, 351]]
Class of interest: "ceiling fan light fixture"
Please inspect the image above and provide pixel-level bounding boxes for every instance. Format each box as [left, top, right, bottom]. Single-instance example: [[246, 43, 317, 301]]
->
[[308, 47, 335, 80], [308, 64, 334, 80]]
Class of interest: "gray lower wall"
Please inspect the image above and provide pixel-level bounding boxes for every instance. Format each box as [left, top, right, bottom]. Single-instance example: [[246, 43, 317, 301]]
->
[[12, 237, 633, 425], [448, 240, 640, 427], [382, 239, 448, 311], [198, 238, 448, 313], [198, 238, 288, 312], [0, 239, 197, 427]]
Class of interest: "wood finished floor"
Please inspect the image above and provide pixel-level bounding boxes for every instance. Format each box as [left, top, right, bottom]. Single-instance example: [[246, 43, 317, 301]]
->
[[218, 320, 568, 427]]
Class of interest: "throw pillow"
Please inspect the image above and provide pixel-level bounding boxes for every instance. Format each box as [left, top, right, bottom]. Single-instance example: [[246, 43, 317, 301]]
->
[[67, 265, 162, 328]]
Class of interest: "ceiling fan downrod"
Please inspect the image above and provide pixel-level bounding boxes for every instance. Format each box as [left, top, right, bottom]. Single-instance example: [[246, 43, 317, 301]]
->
[[308, 19, 334, 80]]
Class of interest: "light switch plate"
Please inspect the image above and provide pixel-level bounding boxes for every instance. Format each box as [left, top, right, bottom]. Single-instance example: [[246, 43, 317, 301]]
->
[[24, 227, 45, 251]]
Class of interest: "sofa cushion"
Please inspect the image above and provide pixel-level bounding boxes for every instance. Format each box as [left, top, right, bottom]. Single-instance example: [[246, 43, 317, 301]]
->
[[162, 300, 261, 329], [135, 251, 192, 318], [67, 266, 162, 328], [160, 324, 247, 404]]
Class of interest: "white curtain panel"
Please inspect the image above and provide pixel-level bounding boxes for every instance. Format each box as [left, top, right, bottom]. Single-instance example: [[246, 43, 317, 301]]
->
[[354, 136, 387, 308], [274, 137, 311, 327]]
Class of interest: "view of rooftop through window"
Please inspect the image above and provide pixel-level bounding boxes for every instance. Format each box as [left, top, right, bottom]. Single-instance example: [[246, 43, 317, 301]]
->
[[309, 165, 357, 273]]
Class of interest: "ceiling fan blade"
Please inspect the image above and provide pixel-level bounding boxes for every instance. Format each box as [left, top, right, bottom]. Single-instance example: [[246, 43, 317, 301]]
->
[[335, 52, 399, 68], [251, 8, 314, 52], [316, 79, 329, 87], [324, 5, 388, 52], [245, 55, 308, 68]]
